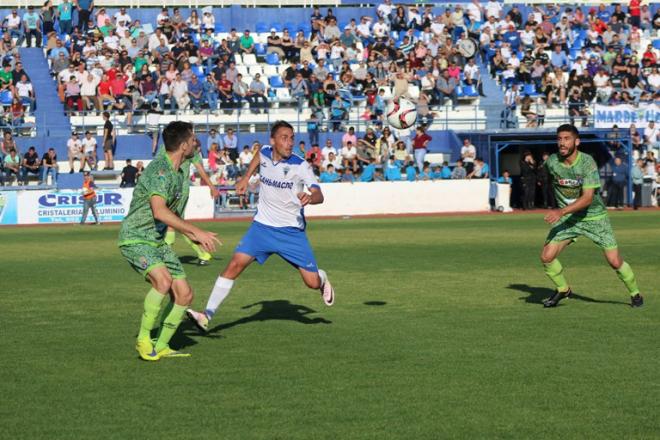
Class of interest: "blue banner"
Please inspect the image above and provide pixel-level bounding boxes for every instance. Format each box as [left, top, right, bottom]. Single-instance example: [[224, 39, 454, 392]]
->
[[594, 104, 660, 128]]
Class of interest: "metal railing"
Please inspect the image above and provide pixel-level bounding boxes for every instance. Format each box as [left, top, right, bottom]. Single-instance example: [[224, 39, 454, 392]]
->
[[44, 102, 609, 137]]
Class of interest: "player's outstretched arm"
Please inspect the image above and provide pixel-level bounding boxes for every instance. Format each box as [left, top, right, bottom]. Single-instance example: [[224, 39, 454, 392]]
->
[[150, 195, 221, 252], [544, 188, 594, 224], [235, 149, 261, 195]]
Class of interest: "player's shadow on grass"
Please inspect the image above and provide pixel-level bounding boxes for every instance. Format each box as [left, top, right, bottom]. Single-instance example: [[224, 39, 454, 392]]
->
[[507, 284, 628, 306], [206, 300, 332, 334]]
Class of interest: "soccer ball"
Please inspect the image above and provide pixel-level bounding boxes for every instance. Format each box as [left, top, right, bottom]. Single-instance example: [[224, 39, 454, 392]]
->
[[386, 97, 417, 129]]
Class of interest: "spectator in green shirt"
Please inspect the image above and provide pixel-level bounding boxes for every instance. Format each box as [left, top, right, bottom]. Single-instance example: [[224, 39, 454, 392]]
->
[[0, 65, 13, 93], [239, 30, 254, 54]]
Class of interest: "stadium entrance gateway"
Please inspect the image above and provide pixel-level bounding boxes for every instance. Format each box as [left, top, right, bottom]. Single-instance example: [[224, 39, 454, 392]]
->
[[486, 129, 633, 203]]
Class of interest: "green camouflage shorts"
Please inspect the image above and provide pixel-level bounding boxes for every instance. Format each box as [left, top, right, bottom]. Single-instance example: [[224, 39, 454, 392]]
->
[[119, 243, 186, 279], [545, 215, 618, 250]]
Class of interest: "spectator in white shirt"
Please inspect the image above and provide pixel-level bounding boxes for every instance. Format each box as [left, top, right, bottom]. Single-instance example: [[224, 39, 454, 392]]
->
[[202, 10, 215, 30], [341, 141, 358, 172], [81, 131, 98, 171], [80, 72, 100, 110], [170, 74, 190, 111], [485, 0, 503, 19], [461, 138, 477, 174], [148, 28, 167, 53], [644, 121, 658, 148], [5, 10, 22, 40], [322, 151, 343, 171], [321, 139, 338, 160], [238, 145, 253, 173], [103, 29, 120, 50], [372, 16, 389, 39], [593, 69, 611, 103], [430, 16, 445, 36], [647, 67, 660, 90], [377, 0, 393, 22], [356, 16, 373, 43], [67, 132, 83, 173], [466, 0, 483, 23], [15, 75, 35, 111], [58, 65, 80, 84], [156, 8, 169, 26], [114, 7, 132, 27]]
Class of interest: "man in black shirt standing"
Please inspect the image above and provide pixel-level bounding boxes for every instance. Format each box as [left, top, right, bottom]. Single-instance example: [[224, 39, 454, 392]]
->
[[120, 159, 138, 187], [102, 111, 114, 170], [520, 150, 537, 210]]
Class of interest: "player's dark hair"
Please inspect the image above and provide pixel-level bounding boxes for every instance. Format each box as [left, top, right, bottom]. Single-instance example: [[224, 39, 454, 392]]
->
[[557, 124, 579, 137], [162, 121, 194, 152], [270, 120, 294, 138]]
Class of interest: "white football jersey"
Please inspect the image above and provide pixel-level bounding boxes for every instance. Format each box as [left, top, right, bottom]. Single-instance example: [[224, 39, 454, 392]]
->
[[253, 145, 319, 229]]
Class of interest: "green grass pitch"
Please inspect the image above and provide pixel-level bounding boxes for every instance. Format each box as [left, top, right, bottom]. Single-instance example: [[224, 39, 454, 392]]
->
[[1, 211, 659, 439]]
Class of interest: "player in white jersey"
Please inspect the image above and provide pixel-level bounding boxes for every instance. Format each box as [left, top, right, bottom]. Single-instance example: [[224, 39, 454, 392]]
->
[[187, 121, 334, 332]]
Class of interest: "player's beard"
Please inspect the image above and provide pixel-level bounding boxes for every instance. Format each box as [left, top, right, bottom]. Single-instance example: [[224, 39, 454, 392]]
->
[[558, 142, 576, 158]]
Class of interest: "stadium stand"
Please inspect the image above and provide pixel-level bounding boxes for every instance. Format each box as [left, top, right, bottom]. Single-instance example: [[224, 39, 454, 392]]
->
[[0, 1, 658, 208]]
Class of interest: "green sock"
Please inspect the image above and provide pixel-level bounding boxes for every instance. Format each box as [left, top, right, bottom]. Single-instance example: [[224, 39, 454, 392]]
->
[[164, 230, 176, 246], [138, 289, 166, 341], [156, 300, 174, 329], [616, 261, 640, 296], [183, 235, 211, 260], [155, 304, 187, 352], [543, 259, 570, 293]]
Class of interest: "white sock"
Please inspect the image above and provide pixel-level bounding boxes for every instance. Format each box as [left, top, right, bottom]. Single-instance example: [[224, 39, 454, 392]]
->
[[205, 277, 234, 318], [318, 269, 327, 289]]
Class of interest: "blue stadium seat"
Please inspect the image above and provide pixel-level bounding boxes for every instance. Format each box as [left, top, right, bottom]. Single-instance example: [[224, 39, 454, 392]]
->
[[191, 65, 204, 79], [269, 75, 284, 88], [214, 23, 226, 33], [523, 83, 539, 96], [298, 22, 311, 34], [254, 43, 267, 56], [463, 85, 479, 97], [265, 52, 280, 65], [0, 90, 12, 105], [456, 86, 464, 98], [270, 23, 283, 32]]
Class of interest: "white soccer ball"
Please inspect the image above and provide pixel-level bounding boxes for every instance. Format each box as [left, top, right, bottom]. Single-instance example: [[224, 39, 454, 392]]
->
[[386, 97, 417, 129]]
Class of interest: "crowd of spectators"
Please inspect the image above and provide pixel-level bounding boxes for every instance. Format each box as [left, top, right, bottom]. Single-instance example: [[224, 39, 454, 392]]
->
[[0, 35, 35, 129], [490, 1, 660, 128], [199, 125, 489, 187], [1, 1, 494, 129], [1, 1, 660, 200], [0, 131, 59, 185]]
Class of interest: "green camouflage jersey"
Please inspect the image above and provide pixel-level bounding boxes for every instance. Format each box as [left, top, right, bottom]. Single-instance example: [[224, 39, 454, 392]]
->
[[118, 153, 185, 246], [153, 146, 202, 216], [545, 151, 607, 221], [174, 150, 202, 216]]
